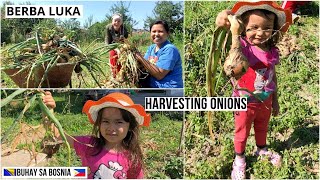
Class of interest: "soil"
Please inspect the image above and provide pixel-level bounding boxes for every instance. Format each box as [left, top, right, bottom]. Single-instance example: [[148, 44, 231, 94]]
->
[[1, 122, 60, 166], [1, 149, 48, 167]]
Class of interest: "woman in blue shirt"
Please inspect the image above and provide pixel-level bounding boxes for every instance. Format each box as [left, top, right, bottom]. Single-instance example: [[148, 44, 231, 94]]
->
[[134, 20, 183, 88]]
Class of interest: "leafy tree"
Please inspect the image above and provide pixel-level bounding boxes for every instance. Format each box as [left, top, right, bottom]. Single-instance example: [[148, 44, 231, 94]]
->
[[1, 1, 45, 43], [105, 1, 137, 33], [84, 15, 94, 30], [86, 21, 107, 42], [57, 18, 80, 30], [56, 18, 81, 41], [144, 1, 183, 34]]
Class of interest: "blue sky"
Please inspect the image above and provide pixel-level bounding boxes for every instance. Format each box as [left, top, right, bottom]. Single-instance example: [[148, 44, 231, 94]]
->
[[11, 1, 159, 29]]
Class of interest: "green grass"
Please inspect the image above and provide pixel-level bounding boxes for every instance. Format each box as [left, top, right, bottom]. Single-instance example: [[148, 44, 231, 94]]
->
[[141, 112, 183, 178], [1, 90, 183, 179], [184, 1, 319, 179]]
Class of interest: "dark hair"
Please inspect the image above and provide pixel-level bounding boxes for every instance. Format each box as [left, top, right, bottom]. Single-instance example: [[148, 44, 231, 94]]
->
[[88, 107, 144, 176], [241, 9, 281, 48], [150, 20, 170, 33]]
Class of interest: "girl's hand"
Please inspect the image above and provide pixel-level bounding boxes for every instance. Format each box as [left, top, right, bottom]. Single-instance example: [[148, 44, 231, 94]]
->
[[272, 99, 280, 116], [115, 48, 121, 55], [215, 10, 234, 28], [42, 91, 56, 109], [227, 15, 243, 35]]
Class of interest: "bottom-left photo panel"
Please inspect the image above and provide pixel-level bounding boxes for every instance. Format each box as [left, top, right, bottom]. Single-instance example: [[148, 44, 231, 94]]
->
[[1, 89, 184, 179]]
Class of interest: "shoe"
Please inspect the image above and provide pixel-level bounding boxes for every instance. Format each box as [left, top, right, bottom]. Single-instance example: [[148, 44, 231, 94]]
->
[[231, 157, 246, 180], [254, 148, 282, 167]]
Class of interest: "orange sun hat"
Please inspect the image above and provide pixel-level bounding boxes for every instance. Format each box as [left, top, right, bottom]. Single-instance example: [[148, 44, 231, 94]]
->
[[82, 92, 151, 127], [231, 1, 292, 32]]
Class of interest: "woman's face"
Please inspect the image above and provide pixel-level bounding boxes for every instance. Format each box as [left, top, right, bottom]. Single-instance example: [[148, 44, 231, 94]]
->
[[112, 18, 122, 31], [244, 10, 275, 49], [99, 108, 130, 147], [150, 24, 169, 46]]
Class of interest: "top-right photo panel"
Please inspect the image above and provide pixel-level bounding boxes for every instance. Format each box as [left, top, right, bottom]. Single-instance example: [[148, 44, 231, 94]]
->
[[184, 0, 319, 179]]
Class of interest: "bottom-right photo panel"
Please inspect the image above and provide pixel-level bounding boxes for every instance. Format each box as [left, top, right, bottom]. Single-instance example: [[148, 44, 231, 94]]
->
[[184, 1, 319, 179]]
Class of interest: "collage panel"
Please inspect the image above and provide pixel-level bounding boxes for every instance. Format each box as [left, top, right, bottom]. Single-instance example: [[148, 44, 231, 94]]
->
[[1, 89, 184, 178], [1, 0, 319, 179], [185, 1, 318, 179], [1, 1, 183, 89], [1, 0, 185, 179]]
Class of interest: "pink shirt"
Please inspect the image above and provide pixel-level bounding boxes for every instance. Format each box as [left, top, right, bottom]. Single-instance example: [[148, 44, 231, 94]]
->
[[233, 38, 279, 98], [74, 136, 143, 179]]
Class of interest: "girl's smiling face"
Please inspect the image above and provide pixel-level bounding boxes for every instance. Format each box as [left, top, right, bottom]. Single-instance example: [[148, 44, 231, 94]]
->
[[244, 10, 275, 49], [99, 108, 130, 148], [112, 18, 122, 31], [150, 24, 169, 47]]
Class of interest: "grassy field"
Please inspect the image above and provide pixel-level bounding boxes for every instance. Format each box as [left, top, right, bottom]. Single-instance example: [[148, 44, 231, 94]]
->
[[185, 1, 319, 179], [1, 90, 183, 179]]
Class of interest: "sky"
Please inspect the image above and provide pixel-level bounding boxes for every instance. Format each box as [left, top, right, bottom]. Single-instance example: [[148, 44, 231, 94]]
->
[[9, 1, 159, 29]]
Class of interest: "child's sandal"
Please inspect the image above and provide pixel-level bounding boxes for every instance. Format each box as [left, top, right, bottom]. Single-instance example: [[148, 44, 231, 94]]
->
[[255, 149, 282, 167], [231, 160, 246, 180]]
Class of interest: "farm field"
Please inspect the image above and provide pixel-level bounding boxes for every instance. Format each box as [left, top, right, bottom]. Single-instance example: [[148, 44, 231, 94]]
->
[[1, 30, 183, 89], [1, 32, 157, 89]]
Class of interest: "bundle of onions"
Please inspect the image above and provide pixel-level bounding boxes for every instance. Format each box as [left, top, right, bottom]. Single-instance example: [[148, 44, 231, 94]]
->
[[1, 27, 119, 88], [103, 42, 147, 88]]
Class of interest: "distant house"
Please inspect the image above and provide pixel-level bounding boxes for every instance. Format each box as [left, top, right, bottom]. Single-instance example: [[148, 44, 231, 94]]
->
[[132, 28, 148, 34]]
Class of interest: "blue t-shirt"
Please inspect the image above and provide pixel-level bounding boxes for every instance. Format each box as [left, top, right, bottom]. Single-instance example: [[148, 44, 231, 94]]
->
[[144, 40, 183, 88]]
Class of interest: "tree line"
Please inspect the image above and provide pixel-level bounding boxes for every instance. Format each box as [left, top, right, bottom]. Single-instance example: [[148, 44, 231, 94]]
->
[[1, 1, 183, 44]]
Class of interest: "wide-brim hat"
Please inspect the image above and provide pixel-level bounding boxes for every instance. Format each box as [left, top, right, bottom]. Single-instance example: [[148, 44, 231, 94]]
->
[[82, 92, 151, 127], [232, 1, 292, 32]]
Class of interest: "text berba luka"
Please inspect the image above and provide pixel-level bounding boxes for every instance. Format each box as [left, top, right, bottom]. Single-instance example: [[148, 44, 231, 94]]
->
[[5, 5, 83, 18]]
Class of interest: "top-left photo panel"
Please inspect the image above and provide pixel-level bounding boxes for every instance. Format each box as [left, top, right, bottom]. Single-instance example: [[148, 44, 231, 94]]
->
[[1, 1, 184, 89]]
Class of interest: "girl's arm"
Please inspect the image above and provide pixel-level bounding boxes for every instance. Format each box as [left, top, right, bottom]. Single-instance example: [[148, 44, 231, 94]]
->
[[134, 51, 170, 80], [272, 69, 280, 116], [52, 126, 75, 149], [42, 92, 75, 148], [227, 15, 243, 49], [105, 25, 112, 45]]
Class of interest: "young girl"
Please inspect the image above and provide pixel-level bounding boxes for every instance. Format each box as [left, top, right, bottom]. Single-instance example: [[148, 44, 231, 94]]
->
[[216, 1, 292, 179], [43, 91, 150, 179], [106, 13, 129, 78]]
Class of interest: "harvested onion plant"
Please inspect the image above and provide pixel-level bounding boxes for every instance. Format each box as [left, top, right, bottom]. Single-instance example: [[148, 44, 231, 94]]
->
[[103, 42, 147, 88], [206, 27, 232, 142], [1, 27, 118, 88], [77, 41, 120, 88], [1, 90, 71, 166]]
